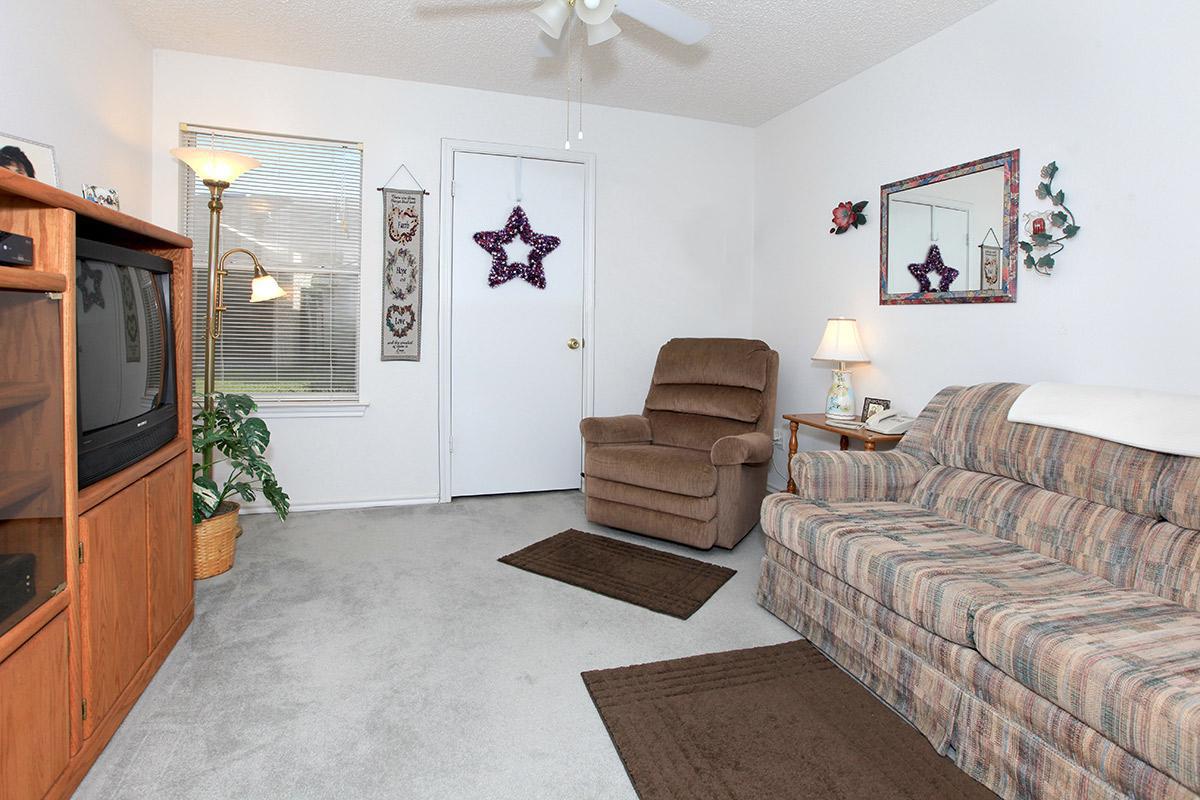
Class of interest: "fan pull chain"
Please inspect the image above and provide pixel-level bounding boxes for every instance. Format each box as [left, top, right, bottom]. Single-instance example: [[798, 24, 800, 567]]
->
[[564, 29, 573, 150], [577, 57, 585, 142]]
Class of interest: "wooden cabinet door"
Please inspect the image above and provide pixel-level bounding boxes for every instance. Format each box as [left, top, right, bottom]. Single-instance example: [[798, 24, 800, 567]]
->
[[146, 454, 192, 647], [0, 612, 70, 800], [79, 481, 148, 738]]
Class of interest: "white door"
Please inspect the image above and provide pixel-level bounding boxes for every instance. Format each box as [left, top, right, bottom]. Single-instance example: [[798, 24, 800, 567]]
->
[[449, 151, 588, 497], [931, 205, 970, 291]]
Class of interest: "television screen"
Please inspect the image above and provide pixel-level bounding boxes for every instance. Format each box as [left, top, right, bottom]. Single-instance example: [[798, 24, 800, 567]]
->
[[76, 256, 170, 432], [75, 239, 176, 487]]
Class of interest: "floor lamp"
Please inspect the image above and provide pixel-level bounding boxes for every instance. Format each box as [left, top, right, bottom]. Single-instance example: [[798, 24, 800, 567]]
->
[[170, 147, 287, 478]]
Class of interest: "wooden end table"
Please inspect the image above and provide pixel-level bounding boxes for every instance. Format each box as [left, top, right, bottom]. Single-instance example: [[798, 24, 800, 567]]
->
[[783, 413, 905, 493]]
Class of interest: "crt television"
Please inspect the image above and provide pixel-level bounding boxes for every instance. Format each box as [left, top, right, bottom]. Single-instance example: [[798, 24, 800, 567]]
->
[[76, 238, 177, 488]]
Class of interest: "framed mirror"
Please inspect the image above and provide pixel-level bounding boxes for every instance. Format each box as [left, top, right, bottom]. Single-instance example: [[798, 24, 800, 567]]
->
[[879, 150, 1019, 305]]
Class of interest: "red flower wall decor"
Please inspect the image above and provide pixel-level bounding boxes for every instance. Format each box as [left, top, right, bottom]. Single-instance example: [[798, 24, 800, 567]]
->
[[830, 200, 868, 234]]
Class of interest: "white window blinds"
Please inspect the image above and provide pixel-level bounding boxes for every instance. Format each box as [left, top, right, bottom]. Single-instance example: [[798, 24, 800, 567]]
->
[[179, 125, 362, 401]]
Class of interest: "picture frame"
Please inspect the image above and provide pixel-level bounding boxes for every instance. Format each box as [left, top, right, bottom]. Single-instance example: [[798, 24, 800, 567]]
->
[[81, 185, 120, 210], [861, 397, 891, 422], [0, 132, 59, 187]]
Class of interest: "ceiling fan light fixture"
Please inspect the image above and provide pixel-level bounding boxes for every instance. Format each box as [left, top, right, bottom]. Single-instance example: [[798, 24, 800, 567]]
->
[[585, 16, 621, 45], [574, 0, 617, 26], [531, 0, 571, 38]]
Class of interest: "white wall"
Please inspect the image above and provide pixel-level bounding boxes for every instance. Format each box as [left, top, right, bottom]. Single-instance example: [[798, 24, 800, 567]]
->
[[150, 51, 755, 510], [753, 0, 1200, 481], [3, 0, 153, 217]]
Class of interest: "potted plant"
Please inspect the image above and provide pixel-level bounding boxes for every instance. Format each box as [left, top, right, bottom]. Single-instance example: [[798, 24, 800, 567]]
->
[[192, 393, 289, 578]]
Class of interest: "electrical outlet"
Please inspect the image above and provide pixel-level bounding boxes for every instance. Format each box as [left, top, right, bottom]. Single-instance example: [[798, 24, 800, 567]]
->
[[773, 427, 787, 448]]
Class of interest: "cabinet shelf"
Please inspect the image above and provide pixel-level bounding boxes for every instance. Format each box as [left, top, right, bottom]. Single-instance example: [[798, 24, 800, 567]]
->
[[0, 472, 51, 515], [0, 266, 66, 293], [0, 382, 51, 414]]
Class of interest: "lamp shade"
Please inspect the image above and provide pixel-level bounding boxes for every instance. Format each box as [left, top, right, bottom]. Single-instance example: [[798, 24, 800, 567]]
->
[[170, 147, 260, 184], [249, 262, 286, 303], [812, 317, 870, 363], [585, 15, 621, 45], [531, 0, 570, 38]]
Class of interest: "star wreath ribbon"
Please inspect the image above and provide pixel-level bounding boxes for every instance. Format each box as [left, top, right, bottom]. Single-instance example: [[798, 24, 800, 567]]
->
[[473, 206, 561, 289]]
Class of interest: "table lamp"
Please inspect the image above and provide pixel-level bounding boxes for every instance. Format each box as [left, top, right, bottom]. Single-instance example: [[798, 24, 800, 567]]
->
[[171, 146, 287, 478], [812, 317, 870, 422]]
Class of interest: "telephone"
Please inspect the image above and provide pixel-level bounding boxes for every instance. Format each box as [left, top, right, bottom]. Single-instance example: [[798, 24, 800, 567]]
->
[[864, 408, 916, 435]]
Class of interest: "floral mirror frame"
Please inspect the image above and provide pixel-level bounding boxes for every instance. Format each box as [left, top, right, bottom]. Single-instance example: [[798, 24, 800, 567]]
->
[[879, 150, 1020, 305]]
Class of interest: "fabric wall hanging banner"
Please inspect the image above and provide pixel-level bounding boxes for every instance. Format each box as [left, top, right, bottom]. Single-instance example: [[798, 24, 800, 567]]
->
[[381, 188, 424, 361], [473, 206, 561, 289]]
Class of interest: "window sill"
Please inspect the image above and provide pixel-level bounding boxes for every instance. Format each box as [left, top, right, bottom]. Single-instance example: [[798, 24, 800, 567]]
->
[[253, 401, 369, 419]]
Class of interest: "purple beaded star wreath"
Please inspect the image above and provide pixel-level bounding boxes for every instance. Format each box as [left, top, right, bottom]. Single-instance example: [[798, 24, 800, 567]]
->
[[473, 206, 561, 289], [908, 245, 960, 293]]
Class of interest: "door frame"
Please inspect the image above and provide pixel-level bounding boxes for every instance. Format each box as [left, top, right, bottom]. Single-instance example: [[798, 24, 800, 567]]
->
[[437, 138, 597, 503]]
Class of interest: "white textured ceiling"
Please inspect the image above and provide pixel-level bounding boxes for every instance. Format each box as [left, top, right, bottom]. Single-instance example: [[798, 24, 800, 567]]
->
[[116, 0, 997, 126]]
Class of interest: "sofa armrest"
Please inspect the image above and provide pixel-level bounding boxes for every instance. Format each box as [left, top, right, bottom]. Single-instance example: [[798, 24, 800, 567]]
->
[[711, 432, 773, 466], [790, 450, 929, 503], [580, 415, 652, 445]]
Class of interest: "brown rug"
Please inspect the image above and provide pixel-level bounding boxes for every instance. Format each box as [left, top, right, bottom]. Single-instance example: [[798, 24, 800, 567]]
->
[[583, 640, 997, 800], [498, 529, 735, 619]]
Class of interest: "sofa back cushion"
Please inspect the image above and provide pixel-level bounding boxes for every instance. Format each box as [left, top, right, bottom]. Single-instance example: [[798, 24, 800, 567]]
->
[[1155, 455, 1200, 530], [895, 385, 964, 466], [930, 383, 1167, 518], [644, 338, 778, 451], [911, 466, 1154, 588], [1132, 522, 1200, 612]]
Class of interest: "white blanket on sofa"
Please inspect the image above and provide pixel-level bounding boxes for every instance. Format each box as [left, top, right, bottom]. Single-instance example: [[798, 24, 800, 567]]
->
[[1008, 382, 1200, 457]]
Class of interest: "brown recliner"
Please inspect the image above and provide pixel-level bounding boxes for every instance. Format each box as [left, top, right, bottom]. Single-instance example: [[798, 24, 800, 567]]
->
[[580, 338, 779, 550]]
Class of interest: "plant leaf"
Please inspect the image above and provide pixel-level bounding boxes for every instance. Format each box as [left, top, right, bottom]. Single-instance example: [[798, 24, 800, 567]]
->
[[1041, 162, 1058, 180], [1053, 190, 1065, 205], [1036, 182, 1051, 199], [1051, 211, 1068, 228], [1019, 241, 1034, 253], [1032, 233, 1054, 245], [852, 200, 868, 212], [1036, 254, 1055, 270], [1024, 254, 1037, 269], [1063, 224, 1080, 237]]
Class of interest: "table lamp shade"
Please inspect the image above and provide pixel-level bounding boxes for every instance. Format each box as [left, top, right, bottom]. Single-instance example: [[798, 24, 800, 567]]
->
[[812, 317, 869, 364], [170, 147, 260, 184]]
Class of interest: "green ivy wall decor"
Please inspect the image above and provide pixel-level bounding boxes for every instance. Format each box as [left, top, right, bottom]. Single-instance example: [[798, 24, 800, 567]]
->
[[1019, 161, 1080, 275]]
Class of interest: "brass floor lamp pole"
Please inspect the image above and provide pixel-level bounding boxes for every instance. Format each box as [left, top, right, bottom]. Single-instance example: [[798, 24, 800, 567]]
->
[[171, 147, 284, 479]]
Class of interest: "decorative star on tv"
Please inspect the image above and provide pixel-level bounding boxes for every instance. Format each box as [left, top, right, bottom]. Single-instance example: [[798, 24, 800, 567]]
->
[[473, 206, 561, 289]]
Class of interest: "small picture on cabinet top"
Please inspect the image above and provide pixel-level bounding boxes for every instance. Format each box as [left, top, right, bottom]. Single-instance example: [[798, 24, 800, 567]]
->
[[0, 132, 59, 188]]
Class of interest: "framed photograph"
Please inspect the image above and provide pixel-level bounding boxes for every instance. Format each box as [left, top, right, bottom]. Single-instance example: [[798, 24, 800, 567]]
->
[[81, 185, 120, 210], [861, 396, 891, 422], [0, 132, 59, 187]]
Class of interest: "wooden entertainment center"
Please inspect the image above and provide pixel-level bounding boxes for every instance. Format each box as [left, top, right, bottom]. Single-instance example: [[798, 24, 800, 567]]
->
[[0, 170, 194, 800]]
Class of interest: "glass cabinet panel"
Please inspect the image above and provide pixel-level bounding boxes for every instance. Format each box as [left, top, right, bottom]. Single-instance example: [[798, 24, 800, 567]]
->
[[0, 289, 66, 638]]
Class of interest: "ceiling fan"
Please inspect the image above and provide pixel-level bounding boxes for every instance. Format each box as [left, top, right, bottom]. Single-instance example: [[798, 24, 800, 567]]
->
[[530, 0, 712, 51]]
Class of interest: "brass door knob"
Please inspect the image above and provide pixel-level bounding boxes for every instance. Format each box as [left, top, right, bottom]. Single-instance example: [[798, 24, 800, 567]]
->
[[567, 338, 582, 350]]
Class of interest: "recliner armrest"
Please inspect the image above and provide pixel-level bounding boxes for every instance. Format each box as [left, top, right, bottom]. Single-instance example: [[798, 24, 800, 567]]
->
[[790, 450, 929, 503], [580, 415, 652, 445], [711, 432, 773, 466]]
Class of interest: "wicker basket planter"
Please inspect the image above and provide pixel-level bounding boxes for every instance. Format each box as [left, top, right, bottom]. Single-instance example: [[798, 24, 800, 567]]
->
[[193, 501, 241, 579]]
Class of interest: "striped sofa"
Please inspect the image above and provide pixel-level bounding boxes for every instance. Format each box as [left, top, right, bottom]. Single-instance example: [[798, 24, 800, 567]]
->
[[757, 383, 1200, 799]]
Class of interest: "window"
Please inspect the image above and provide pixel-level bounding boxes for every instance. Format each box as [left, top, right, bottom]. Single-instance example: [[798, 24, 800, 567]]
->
[[179, 125, 362, 403]]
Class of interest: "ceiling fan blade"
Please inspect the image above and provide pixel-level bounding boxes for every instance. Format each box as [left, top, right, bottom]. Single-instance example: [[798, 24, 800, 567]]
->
[[616, 0, 711, 45]]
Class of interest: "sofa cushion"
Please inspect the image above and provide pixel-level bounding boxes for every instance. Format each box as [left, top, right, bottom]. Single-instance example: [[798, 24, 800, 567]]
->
[[585, 444, 717, 498], [894, 385, 964, 467], [930, 383, 1168, 518], [911, 466, 1155, 588], [644, 383, 763, 422], [649, 337, 772, 390], [973, 589, 1200, 793], [1134, 522, 1200, 612], [760, 495, 1109, 646], [1156, 455, 1200, 530], [791, 450, 930, 503]]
